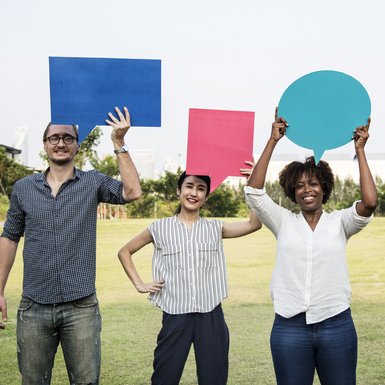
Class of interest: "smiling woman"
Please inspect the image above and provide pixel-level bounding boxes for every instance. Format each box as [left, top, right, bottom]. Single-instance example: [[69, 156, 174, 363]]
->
[[244, 110, 378, 385], [117, 170, 262, 385]]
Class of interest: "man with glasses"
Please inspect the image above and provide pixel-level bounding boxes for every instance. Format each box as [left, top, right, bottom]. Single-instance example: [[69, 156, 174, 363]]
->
[[0, 107, 142, 385]]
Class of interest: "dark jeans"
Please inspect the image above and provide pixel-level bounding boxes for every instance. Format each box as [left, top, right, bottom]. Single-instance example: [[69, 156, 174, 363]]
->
[[270, 308, 357, 385], [16, 294, 102, 385], [151, 304, 229, 385]]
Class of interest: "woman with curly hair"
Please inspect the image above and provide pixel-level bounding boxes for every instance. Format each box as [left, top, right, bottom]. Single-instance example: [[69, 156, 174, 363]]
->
[[243, 109, 377, 385]]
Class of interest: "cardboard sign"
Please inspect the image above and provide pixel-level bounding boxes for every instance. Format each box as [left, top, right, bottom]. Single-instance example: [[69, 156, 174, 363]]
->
[[49, 56, 161, 142], [186, 108, 254, 192], [278, 70, 371, 163]]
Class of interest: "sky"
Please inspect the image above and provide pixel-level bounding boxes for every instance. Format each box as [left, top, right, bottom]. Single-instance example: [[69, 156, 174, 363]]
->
[[1, 0, 384, 175]]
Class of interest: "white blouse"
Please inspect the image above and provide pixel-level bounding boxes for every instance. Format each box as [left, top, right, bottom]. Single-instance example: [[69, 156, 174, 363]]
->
[[245, 186, 372, 324], [148, 216, 227, 314]]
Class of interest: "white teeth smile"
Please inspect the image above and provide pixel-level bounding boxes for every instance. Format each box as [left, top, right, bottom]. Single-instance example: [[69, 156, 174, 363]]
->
[[304, 196, 314, 202]]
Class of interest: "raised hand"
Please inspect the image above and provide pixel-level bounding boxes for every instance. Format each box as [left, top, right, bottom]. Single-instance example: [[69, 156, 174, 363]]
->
[[240, 159, 255, 179], [106, 106, 131, 142], [272, 106, 288, 141], [353, 118, 370, 151]]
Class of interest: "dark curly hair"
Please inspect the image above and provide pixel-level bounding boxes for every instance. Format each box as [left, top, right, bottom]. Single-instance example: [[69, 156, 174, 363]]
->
[[279, 157, 334, 204]]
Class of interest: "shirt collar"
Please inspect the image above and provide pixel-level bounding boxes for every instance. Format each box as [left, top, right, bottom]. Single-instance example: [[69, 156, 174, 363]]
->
[[39, 167, 81, 185]]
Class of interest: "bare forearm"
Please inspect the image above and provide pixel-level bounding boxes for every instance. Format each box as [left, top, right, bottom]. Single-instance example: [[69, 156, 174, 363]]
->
[[356, 149, 377, 215], [107, 106, 142, 202], [118, 249, 145, 289], [222, 210, 262, 238], [0, 237, 18, 295], [248, 139, 277, 189], [116, 152, 142, 202]]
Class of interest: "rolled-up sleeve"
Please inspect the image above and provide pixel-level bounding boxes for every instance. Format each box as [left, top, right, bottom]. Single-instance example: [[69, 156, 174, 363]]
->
[[341, 200, 373, 239], [94, 171, 127, 204], [244, 186, 285, 236]]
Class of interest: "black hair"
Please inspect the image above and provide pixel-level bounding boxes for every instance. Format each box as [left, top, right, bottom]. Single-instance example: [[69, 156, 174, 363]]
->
[[177, 171, 211, 195], [175, 171, 211, 214]]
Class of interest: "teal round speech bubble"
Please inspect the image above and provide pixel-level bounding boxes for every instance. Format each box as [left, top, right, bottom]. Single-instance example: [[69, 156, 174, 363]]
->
[[278, 70, 371, 163]]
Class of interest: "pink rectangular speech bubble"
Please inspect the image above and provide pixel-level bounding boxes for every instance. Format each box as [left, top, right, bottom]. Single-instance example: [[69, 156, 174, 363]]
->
[[186, 108, 255, 192]]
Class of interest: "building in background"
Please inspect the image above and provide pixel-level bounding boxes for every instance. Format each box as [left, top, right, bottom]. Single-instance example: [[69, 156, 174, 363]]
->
[[129, 149, 156, 180], [13, 126, 28, 165], [0, 144, 22, 161]]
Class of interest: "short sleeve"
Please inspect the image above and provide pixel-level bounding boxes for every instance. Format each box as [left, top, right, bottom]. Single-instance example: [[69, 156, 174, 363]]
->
[[94, 171, 126, 204]]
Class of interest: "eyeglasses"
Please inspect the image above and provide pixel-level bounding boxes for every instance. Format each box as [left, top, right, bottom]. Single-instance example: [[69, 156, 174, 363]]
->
[[46, 134, 76, 145]]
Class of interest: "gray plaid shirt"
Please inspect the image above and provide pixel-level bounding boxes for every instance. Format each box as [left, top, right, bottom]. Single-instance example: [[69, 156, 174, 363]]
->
[[1, 168, 126, 304]]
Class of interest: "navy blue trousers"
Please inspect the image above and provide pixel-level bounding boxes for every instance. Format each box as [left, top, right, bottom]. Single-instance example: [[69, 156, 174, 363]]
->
[[270, 308, 357, 385], [151, 304, 229, 385]]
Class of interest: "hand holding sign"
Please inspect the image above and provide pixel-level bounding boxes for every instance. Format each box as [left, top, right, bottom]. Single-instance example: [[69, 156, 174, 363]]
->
[[186, 108, 255, 192], [106, 106, 131, 142], [278, 70, 371, 163]]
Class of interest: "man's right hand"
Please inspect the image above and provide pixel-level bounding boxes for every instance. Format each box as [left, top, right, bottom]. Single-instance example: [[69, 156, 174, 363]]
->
[[0, 295, 7, 329]]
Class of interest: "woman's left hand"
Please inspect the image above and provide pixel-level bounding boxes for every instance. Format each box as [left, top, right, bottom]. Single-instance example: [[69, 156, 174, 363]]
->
[[353, 118, 370, 151]]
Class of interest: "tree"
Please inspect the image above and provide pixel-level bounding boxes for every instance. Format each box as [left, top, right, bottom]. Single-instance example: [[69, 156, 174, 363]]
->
[[204, 184, 241, 217], [75, 126, 103, 169], [375, 177, 385, 216], [265, 180, 298, 212], [325, 176, 360, 212], [151, 168, 183, 202], [130, 172, 182, 218], [91, 154, 119, 177], [0, 147, 33, 197]]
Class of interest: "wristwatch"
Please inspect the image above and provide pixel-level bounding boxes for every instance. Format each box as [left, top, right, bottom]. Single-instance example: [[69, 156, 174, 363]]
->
[[114, 145, 129, 154]]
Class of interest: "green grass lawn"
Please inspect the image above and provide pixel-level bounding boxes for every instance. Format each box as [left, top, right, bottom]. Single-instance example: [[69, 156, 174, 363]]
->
[[1, 218, 384, 384]]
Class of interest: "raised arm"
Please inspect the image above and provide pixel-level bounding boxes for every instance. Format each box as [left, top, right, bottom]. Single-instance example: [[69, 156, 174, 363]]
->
[[106, 106, 142, 202], [222, 209, 262, 239], [354, 119, 377, 217], [0, 237, 18, 329], [118, 229, 164, 293], [247, 108, 288, 189]]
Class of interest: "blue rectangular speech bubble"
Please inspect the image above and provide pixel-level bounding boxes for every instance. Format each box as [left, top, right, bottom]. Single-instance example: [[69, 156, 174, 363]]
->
[[49, 57, 161, 142]]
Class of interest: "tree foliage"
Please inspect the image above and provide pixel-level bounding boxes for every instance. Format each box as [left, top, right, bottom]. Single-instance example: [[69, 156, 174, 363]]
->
[[204, 184, 241, 217], [376, 177, 385, 216], [8, 130, 385, 218], [100, 167, 385, 218], [75, 126, 103, 169], [91, 154, 119, 177], [0, 147, 33, 197]]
